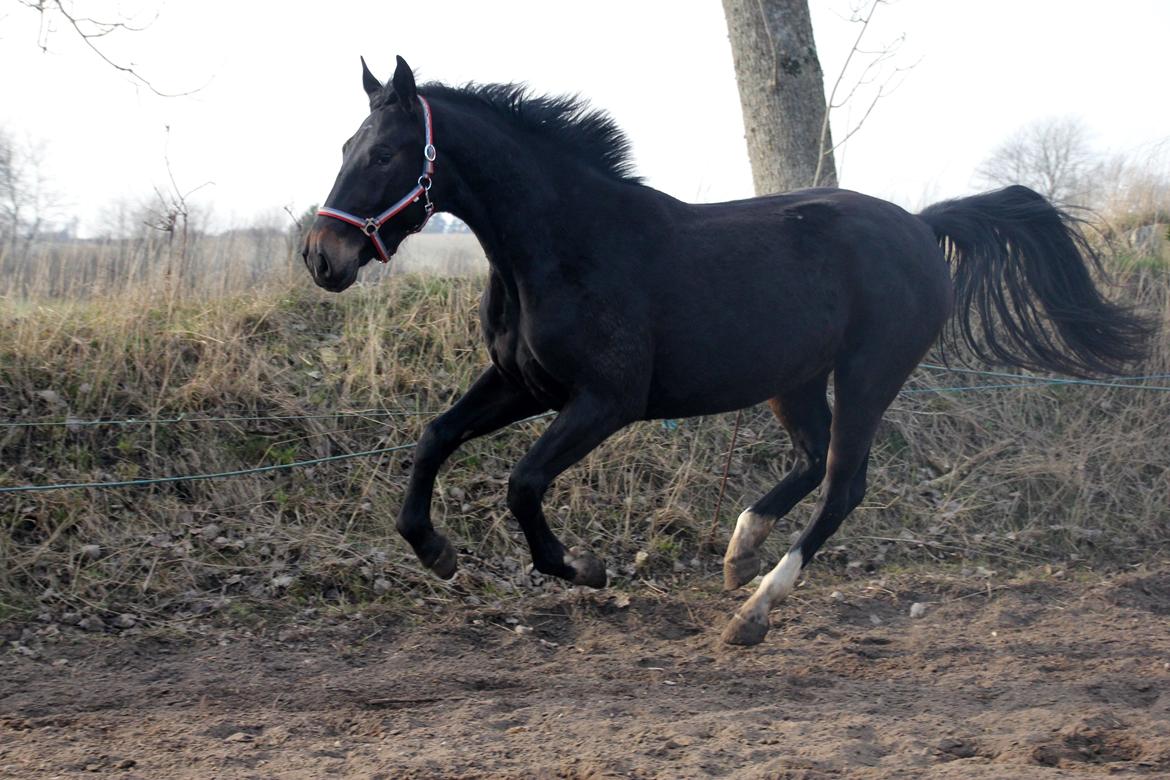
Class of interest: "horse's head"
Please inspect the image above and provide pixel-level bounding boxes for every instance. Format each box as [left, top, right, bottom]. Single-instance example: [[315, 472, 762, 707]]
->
[[302, 56, 434, 292]]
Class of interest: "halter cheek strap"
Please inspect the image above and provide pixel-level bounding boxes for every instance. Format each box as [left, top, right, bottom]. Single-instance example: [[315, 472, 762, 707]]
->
[[317, 95, 436, 263]]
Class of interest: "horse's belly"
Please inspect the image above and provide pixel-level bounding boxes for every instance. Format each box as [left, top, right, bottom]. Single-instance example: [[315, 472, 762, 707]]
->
[[643, 321, 842, 419], [638, 244, 849, 418]]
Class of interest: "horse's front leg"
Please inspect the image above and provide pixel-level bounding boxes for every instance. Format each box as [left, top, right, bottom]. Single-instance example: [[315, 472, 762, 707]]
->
[[398, 366, 547, 579], [506, 394, 630, 588]]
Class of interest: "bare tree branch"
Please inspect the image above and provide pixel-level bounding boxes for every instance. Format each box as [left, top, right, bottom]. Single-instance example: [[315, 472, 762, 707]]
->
[[144, 126, 214, 241], [16, 0, 198, 97], [813, 0, 919, 187]]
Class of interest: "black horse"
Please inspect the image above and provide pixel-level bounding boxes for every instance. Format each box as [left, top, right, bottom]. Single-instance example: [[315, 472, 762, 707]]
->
[[303, 57, 1151, 645]]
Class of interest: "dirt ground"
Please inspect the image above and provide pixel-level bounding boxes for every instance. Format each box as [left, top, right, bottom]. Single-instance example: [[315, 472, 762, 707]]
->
[[3, 566, 1169, 779]]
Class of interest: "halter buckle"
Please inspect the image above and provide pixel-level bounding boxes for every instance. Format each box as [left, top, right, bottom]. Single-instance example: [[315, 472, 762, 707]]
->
[[424, 143, 437, 162]]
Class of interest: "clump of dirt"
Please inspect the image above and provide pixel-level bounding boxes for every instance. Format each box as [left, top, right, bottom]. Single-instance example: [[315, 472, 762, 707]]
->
[[3, 566, 1170, 779]]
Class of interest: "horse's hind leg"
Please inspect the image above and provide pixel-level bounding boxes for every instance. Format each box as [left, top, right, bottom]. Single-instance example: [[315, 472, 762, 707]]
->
[[722, 353, 912, 646], [723, 375, 832, 589]]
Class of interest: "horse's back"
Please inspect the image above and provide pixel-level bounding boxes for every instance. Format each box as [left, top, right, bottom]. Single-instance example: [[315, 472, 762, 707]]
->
[[675, 187, 953, 331], [637, 188, 952, 418]]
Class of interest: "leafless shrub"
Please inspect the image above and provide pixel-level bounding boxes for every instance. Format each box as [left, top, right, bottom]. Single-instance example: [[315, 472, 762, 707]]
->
[[976, 116, 1098, 206]]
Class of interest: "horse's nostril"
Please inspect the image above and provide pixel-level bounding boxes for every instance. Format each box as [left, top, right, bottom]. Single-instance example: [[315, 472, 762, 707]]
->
[[315, 252, 330, 279]]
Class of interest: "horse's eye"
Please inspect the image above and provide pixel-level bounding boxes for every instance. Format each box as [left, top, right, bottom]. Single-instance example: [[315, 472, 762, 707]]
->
[[373, 153, 393, 166]]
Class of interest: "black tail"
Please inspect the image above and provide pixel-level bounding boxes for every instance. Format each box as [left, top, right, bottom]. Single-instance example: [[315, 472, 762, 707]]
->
[[918, 185, 1154, 377]]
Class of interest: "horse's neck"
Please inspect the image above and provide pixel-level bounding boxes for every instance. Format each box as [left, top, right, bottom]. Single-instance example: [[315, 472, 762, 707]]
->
[[436, 108, 605, 270]]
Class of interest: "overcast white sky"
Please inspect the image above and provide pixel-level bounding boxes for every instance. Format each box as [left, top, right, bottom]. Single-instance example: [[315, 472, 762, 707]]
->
[[1, 0, 1168, 236]]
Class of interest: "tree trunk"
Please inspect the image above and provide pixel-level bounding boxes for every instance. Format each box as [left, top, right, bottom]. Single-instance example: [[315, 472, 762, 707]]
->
[[723, 0, 837, 195]]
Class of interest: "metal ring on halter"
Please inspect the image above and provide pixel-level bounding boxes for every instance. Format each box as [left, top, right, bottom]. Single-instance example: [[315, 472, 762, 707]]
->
[[363, 218, 380, 236], [424, 144, 436, 162], [418, 174, 433, 191]]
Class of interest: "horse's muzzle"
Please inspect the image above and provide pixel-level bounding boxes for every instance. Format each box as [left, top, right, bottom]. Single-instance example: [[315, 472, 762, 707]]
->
[[302, 223, 362, 292]]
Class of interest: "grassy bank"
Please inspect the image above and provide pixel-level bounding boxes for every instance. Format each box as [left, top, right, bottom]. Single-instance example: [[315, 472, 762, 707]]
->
[[1, 246, 1168, 628]]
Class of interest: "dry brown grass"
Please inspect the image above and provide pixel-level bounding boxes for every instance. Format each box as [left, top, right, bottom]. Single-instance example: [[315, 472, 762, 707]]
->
[[0, 223, 1167, 628]]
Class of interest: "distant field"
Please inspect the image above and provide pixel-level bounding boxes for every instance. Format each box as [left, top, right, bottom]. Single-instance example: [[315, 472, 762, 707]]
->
[[0, 230, 487, 301], [391, 232, 487, 276]]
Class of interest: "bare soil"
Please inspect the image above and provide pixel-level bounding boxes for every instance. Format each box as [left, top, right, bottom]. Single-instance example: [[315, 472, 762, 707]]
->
[[3, 567, 1170, 779]]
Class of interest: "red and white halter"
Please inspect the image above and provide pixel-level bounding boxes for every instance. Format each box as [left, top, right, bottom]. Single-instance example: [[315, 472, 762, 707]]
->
[[316, 96, 436, 263]]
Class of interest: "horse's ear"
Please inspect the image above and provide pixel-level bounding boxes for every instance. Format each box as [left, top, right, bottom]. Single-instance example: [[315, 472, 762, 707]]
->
[[360, 56, 383, 101], [391, 55, 418, 111]]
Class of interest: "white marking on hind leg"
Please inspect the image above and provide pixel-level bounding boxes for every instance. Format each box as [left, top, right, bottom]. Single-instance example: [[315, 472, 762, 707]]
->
[[725, 509, 774, 562], [737, 549, 804, 624]]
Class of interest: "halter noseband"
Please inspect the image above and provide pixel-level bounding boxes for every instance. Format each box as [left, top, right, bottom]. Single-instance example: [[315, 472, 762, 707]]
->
[[316, 95, 436, 264]]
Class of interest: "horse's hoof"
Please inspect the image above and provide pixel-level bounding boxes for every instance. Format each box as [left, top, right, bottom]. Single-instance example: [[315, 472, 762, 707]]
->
[[425, 536, 458, 580], [565, 547, 607, 589], [723, 551, 761, 591], [720, 612, 769, 646]]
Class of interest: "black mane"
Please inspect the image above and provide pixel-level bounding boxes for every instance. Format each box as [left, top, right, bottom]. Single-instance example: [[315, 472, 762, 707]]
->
[[418, 82, 642, 184]]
